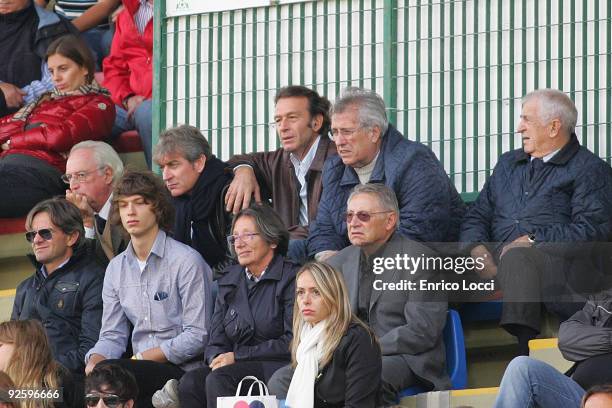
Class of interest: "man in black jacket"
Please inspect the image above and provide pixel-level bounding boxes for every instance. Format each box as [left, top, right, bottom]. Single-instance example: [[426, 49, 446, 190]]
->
[[154, 125, 233, 277], [12, 197, 104, 374], [460, 89, 612, 354]]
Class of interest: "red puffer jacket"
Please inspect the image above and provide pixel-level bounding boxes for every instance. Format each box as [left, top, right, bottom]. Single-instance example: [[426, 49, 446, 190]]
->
[[0, 93, 115, 172], [102, 0, 153, 106]]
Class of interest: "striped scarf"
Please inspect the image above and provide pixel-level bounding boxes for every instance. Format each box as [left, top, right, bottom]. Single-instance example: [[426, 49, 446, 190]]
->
[[12, 79, 110, 122]]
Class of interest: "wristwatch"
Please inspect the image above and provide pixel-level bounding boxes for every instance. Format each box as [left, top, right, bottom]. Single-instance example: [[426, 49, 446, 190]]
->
[[527, 233, 536, 244]]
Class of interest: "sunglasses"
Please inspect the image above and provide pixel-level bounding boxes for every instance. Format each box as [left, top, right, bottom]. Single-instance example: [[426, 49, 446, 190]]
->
[[25, 228, 54, 243], [85, 394, 126, 408], [345, 210, 393, 223]]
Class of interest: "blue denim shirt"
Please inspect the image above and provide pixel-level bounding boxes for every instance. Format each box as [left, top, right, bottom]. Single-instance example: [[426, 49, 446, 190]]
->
[[86, 230, 212, 370]]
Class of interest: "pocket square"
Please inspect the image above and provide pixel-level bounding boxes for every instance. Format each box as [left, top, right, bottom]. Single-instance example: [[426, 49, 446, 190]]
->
[[154, 291, 168, 301]]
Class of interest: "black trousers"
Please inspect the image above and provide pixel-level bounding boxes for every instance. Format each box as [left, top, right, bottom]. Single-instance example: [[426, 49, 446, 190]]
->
[[0, 154, 64, 217], [178, 360, 287, 408], [497, 247, 585, 333], [572, 353, 612, 390], [99, 359, 184, 408]]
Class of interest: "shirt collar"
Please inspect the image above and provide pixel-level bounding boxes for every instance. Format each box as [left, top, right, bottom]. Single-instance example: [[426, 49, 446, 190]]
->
[[41, 257, 71, 278], [245, 267, 266, 283], [98, 193, 112, 220], [289, 136, 321, 170], [126, 229, 167, 262], [540, 148, 561, 163]]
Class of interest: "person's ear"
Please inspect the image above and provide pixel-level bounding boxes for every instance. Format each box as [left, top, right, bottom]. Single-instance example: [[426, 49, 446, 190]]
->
[[194, 154, 206, 173], [385, 212, 398, 232], [66, 230, 79, 248], [549, 118, 562, 138], [369, 126, 382, 144], [103, 166, 114, 185], [124, 399, 135, 408], [310, 114, 323, 133]]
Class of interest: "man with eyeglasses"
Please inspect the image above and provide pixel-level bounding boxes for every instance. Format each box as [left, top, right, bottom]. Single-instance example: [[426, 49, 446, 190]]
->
[[269, 183, 450, 405], [225, 85, 337, 263], [306, 87, 465, 261], [85, 170, 212, 408], [85, 363, 138, 408], [65, 141, 128, 265], [12, 197, 105, 374]]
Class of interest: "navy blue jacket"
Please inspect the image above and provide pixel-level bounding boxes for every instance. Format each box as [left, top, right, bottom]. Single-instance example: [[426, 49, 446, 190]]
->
[[307, 125, 465, 255], [460, 134, 612, 255], [12, 247, 104, 373], [205, 255, 297, 365]]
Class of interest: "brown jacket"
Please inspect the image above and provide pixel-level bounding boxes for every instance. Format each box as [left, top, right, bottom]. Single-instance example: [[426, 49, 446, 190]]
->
[[228, 136, 337, 239]]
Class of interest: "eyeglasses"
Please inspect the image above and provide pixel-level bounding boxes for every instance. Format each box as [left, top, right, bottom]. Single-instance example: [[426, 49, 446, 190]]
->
[[345, 210, 393, 223], [85, 393, 127, 408], [227, 232, 260, 246], [25, 228, 54, 243], [61, 167, 105, 184], [330, 127, 365, 140]]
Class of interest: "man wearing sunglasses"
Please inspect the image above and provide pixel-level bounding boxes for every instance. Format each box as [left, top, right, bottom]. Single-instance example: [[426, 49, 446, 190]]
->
[[307, 87, 465, 261], [273, 183, 451, 404], [12, 197, 105, 374], [85, 364, 138, 408], [65, 141, 128, 265]]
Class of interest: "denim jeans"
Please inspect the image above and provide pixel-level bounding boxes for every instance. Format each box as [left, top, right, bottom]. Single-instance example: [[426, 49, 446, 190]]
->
[[112, 99, 153, 168], [493, 356, 585, 408], [81, 27, 114, 70]]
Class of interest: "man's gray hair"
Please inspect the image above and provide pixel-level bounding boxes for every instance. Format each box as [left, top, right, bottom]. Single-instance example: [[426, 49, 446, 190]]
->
[[154, 124, 212, 163], [70, 141, 124, 184], [522, 89, 578, 136], [331, 87, 389, 135], [348, 183, 399, 219]]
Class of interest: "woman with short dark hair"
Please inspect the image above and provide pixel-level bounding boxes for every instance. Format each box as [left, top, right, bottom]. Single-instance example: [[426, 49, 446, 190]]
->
[[154, 204, 298, 408], [0, 34, 115, 217]]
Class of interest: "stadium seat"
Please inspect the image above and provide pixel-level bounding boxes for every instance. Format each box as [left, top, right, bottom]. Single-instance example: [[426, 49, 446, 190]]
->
[[458, 298, 503, 323], [398, 308, 468, 398]]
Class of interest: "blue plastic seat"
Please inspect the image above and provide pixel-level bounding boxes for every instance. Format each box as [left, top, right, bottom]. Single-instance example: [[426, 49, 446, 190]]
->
[[459, 299, 503, 323], [398, 309, 467, 398]]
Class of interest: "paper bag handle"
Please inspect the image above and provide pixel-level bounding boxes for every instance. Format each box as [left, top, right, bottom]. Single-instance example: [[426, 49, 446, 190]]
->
[[235, 376, 269, 397]]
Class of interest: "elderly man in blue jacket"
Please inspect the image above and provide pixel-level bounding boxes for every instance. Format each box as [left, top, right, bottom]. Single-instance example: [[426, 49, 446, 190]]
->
[[460, 89, 612, 355], [307, 87, 465, 261]]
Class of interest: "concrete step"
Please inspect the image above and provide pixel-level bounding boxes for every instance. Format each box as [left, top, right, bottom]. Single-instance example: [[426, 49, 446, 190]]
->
[[399, 387, 499, 407], [0, 289, 15, 321], [529, 338, 573, 373]]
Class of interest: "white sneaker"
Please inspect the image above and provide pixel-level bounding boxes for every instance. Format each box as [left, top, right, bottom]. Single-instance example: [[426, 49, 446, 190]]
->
[[152, 379, 180, 408]]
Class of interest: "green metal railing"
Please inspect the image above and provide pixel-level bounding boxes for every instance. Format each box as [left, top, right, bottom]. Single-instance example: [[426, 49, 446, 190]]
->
[[153, 0, 612, 196]]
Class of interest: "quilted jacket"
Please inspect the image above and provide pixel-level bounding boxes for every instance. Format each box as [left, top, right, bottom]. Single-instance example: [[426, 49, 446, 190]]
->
[[307, 125, 466, 255], [460, 134, 612, 256], [0, 93, 115, 172]]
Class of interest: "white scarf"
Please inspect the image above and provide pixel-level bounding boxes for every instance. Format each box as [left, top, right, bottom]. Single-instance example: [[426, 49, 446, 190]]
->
[[285, 320, 327, 408]]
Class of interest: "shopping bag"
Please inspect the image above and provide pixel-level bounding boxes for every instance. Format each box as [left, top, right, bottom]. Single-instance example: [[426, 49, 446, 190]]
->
[[217, 375, 279, 408]]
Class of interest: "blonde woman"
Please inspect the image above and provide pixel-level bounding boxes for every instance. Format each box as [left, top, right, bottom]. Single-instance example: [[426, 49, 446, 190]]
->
[[279, 262, 381, 408], [0, 320, 76, 408]]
